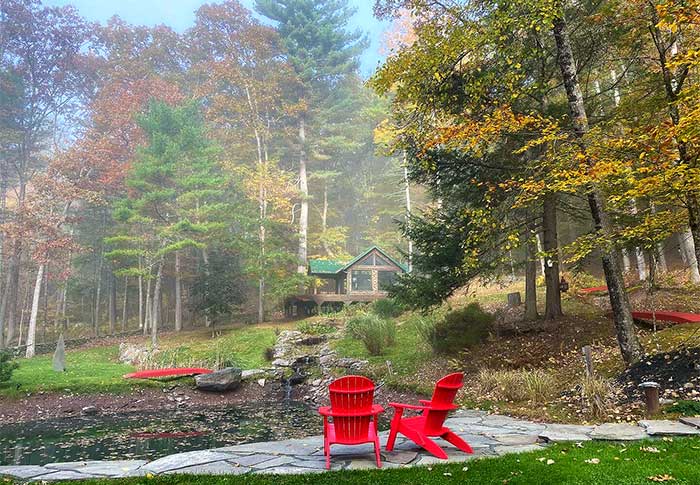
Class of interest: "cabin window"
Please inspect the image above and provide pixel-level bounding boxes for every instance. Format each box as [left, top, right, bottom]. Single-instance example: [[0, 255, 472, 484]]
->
[[378, 270, 397, 290], [351, 270, 373, 291]]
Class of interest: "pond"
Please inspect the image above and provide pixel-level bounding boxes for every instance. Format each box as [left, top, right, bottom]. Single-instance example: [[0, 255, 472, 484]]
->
[[0, 402, 324, 466]]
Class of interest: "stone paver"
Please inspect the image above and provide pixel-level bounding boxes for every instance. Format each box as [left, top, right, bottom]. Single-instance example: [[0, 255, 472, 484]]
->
[[1, 413, 697, 480], [45, 460, 147, 477], [590, 423, 648, 441], [164, 462, 250, 475], [680, 417, 700, 429], [640, 420, 700, 436], [142, 451, 235, 474], [539, 424, 594, 442], [0, 465, 53, 479]]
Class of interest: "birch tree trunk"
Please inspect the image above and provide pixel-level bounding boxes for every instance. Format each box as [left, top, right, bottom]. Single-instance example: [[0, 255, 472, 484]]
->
[[680, 229, 700, 283], [403, 154, 413, 272], [175, 251, 182, 332], [93, 254, 103, 337], [552, 10, 643, 365], [297, 118, 309, 274], [535, 233, 546, 277], [25, 264, 45, 358]]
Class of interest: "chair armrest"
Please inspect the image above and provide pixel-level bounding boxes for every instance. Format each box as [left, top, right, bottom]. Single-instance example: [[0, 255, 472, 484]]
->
[[388, 402, 429, 411], [318, 406, 332, 416], [419, 399, 431, 406]]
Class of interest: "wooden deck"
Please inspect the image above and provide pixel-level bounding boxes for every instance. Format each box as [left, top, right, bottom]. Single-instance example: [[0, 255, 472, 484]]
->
[[291, 292, 388, 305]]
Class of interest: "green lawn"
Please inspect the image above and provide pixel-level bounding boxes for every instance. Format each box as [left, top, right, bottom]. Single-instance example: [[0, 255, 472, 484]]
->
[[0, 323, 293, 398], [0, 345, 141, 398], [17, 438, 700, 484]]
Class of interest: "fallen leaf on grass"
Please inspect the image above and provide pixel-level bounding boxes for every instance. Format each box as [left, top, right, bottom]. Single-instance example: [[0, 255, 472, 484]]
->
[[584, 458, 600, 464], [640, 446, 660, 453], [647, 475, 675, 482]]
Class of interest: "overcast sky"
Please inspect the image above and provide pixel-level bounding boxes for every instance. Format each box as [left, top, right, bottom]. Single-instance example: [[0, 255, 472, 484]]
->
[[43, 0, 389, 77]]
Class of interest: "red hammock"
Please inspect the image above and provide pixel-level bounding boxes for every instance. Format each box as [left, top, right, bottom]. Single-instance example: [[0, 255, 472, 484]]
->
[[123, 367, 213, 379]]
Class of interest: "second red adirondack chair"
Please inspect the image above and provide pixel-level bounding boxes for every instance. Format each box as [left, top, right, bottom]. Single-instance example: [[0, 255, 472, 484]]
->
[[385, 372, 473, 459], [318, 375, 384, 469]]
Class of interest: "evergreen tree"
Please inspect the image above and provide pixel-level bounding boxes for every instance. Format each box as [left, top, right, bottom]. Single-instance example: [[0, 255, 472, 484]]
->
[[255, 0, 367, 273]]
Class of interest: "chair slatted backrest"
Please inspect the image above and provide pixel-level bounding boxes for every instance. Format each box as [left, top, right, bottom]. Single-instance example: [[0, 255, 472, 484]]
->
[[329, 375, 375, 444], [423, 372, 464, 434]]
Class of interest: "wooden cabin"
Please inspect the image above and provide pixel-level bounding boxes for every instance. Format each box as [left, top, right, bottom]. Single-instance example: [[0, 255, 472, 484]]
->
[[285, 246, 408, 316]]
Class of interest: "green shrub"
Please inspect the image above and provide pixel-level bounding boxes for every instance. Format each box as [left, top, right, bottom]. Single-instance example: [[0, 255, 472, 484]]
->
[[297, 320, 337, 335], [669, 400, 700, 416], [346, 313, 396, 355], [0, 350, 18, 384], [370, 298, 405, 319], [418, 303, 493, 354]]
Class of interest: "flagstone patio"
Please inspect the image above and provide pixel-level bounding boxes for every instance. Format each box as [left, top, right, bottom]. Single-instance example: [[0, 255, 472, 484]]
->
[[2, 410, 699, 481]]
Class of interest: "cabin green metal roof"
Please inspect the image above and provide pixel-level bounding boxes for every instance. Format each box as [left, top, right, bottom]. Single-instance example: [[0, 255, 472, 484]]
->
[[308, 246, 408, 275], [308, 259, 346, 274], [344, 246, 409, 272]]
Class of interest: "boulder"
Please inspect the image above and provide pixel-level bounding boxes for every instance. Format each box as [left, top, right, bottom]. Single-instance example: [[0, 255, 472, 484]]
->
[[195, 367, 242, 392], [52, 334, 66, 372]]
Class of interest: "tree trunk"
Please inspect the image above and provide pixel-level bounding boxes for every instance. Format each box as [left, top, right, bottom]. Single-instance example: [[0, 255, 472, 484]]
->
[[144, 276, 152, 336], [151, 258, 164, 347], [535, 232, 546, 277], [403, 155, 413, 272], [525, 228, 539, 320], [93, 255, 103, 337], [108, 272, 117, 335], [321, 183, 333, 257], [202, 248, 211, 328], [25, 264, 44, 358], [175, 251, 182, 332], [297, 118, 309, 274], [622, 249, 632, 273], [680, 229, 700, 283], [552, 10, 643, 365], [4, 246, 21, 345], [122, 276, 128, 331], [543, 193, 563, 320]]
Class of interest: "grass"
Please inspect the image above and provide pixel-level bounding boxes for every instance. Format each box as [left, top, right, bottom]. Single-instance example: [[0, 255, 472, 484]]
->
[[0, 345, 142, 398], [11, 438, 700, 484], [153, 322, 294, 370], [0, 322, 295, 398]]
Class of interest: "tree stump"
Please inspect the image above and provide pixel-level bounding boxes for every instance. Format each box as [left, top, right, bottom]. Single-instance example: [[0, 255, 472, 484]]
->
[[507, 292, 522, 307]]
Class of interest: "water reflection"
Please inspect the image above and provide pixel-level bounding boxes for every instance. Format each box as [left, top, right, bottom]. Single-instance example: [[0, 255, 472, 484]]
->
[[0, 402, 321, 465]]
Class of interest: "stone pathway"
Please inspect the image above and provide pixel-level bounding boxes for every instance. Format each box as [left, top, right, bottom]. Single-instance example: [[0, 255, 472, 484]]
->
[[2, 411, 700, 481]]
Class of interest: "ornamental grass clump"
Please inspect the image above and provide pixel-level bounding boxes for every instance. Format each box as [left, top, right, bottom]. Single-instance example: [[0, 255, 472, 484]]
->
[[346, 313, 396, 355], [476, 368, 557, 403]]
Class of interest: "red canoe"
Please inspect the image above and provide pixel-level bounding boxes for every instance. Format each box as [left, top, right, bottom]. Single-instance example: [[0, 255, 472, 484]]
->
[[579, 285, 608, 294], [123, 367, 213, 379]]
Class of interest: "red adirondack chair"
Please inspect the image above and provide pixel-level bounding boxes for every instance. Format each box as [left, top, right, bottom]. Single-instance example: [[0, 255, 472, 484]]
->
[[318, 375, 384, 469], [386, 372, 473, 459]]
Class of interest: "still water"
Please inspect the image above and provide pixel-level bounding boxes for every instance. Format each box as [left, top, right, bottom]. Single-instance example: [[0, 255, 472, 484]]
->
[[0, 402, 321, 465]]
